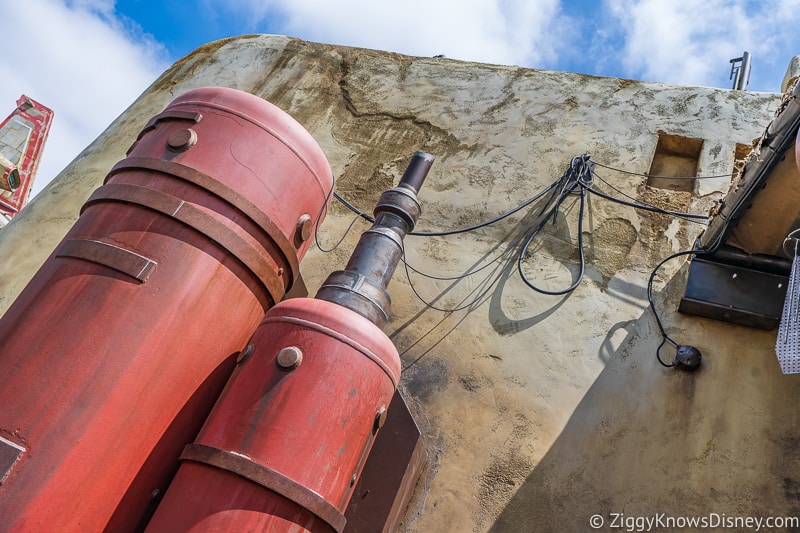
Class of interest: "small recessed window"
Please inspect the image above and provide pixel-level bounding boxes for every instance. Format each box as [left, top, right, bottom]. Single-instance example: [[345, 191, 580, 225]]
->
[[647, 133, 704, 193]]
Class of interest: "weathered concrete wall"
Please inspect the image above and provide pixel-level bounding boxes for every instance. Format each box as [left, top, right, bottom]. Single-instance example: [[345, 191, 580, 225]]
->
[[0, 35, 792, 531]]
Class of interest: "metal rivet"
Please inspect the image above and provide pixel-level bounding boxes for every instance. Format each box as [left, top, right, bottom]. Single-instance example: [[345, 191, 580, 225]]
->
[[374, 405, 388, 432], [295, 214, 313, 246], [166, 128, 197, 152], [236, 344, 254, 365], [276, 346, 303, 369]]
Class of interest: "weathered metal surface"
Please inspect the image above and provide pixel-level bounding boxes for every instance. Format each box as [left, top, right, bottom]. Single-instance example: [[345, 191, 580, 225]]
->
[[56, 238, 158, 282], [679, 256, 788, 329], [145, 298, 400, 532], [344, 391, 427, 533], [0, 87, 332, 531], [0, 95, 53, 220], [180, 443, 347, 532]]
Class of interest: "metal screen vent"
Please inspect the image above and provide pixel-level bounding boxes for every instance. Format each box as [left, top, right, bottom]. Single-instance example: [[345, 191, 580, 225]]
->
[[777, 236, 800, 374]]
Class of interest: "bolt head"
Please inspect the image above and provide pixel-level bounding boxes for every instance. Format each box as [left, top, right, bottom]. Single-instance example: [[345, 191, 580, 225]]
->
[[295, 214, 313, 245], [166, 128, 198, 152], [276, 346, 303, 369]]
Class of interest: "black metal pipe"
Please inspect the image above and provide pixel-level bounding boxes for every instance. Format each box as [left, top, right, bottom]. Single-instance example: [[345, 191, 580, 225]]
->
[[398, 151, 434, 194], [316, 152, 434, 326]]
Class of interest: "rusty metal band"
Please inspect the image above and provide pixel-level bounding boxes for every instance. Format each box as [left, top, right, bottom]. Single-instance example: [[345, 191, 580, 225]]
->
[[107, 157, 299, 291], [261, 315, 399, 387], [57, 239, 157, 282], [84, 183, 285, 303], [136, 110, 203, 141], [180, 443, 346, 533]]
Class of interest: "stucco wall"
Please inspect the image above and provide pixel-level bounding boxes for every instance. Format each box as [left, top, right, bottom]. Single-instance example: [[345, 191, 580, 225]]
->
[[0, 35, 792, 531]]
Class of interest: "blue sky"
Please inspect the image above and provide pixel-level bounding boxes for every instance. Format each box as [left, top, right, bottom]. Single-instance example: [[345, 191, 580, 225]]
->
[[3, 0, 800, 198]]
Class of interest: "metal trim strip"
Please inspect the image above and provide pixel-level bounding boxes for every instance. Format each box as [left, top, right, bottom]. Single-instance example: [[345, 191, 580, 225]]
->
[[180, 443, 346, 533], [108, 157, 300, 292], [57, 239, 157, 282], [84, 183, 285, 303]]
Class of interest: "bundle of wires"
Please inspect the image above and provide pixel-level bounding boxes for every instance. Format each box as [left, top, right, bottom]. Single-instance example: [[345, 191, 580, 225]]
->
[[320, 153, 717, 367]]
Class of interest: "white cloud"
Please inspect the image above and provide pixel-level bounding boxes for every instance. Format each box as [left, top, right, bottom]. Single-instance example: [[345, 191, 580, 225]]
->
[[0, 0, 169, 199], [604, 0, 800, 91], [222, 0, 564, 67]]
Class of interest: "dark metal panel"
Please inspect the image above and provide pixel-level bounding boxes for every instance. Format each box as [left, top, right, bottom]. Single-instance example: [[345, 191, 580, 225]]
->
[[344, 391, 427, 533], [679, 257, 788, 329]]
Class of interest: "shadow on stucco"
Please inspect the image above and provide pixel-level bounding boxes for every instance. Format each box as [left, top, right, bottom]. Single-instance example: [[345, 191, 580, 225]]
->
[[393, 204, 586, 375], [488, 269, 800, 533]]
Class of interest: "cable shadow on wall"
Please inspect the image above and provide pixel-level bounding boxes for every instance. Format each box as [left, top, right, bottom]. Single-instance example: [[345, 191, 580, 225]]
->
[[392, 200, 584, 372]]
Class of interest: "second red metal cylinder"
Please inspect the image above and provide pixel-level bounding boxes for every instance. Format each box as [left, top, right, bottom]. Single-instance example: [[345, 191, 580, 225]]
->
[[145, 298, 401, 532]]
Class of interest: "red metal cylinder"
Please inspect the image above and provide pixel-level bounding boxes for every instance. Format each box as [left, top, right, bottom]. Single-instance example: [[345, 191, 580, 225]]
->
[[145, 298, 401, 532], [0, 87, 332, 531]]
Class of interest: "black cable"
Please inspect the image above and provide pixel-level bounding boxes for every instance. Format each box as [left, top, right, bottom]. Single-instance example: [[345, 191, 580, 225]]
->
[[333, 182, 562, 237], [588, 184, 709, 220], [401, 248, 507, 281], [647, 250, 701, 367], [333, 191, 374, 223], [315, 212, 364, 253], [590, 171, 709, 223], [519, 192, 586, 295], [410, 180, 559, 236], [326, 154, 722, 370], [592, 160, 733, 180], [331, 159, 712, 239], [313, 182, 337, 250], [516, 154, 592, 295], [402, 248, 511, 313]]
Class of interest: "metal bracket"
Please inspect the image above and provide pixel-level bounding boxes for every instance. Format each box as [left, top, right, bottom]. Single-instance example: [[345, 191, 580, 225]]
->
[[57, 239, 157, 282], [84, 183, 286, 304], [679, 256, 788, 329], [180, 443, 346, 533]]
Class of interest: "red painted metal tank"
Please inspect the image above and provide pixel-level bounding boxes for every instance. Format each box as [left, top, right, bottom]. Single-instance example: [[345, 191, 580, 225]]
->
[[145, 152, 433, 533], [145, 298, 401, 533], [0, 87, 332, 531]]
